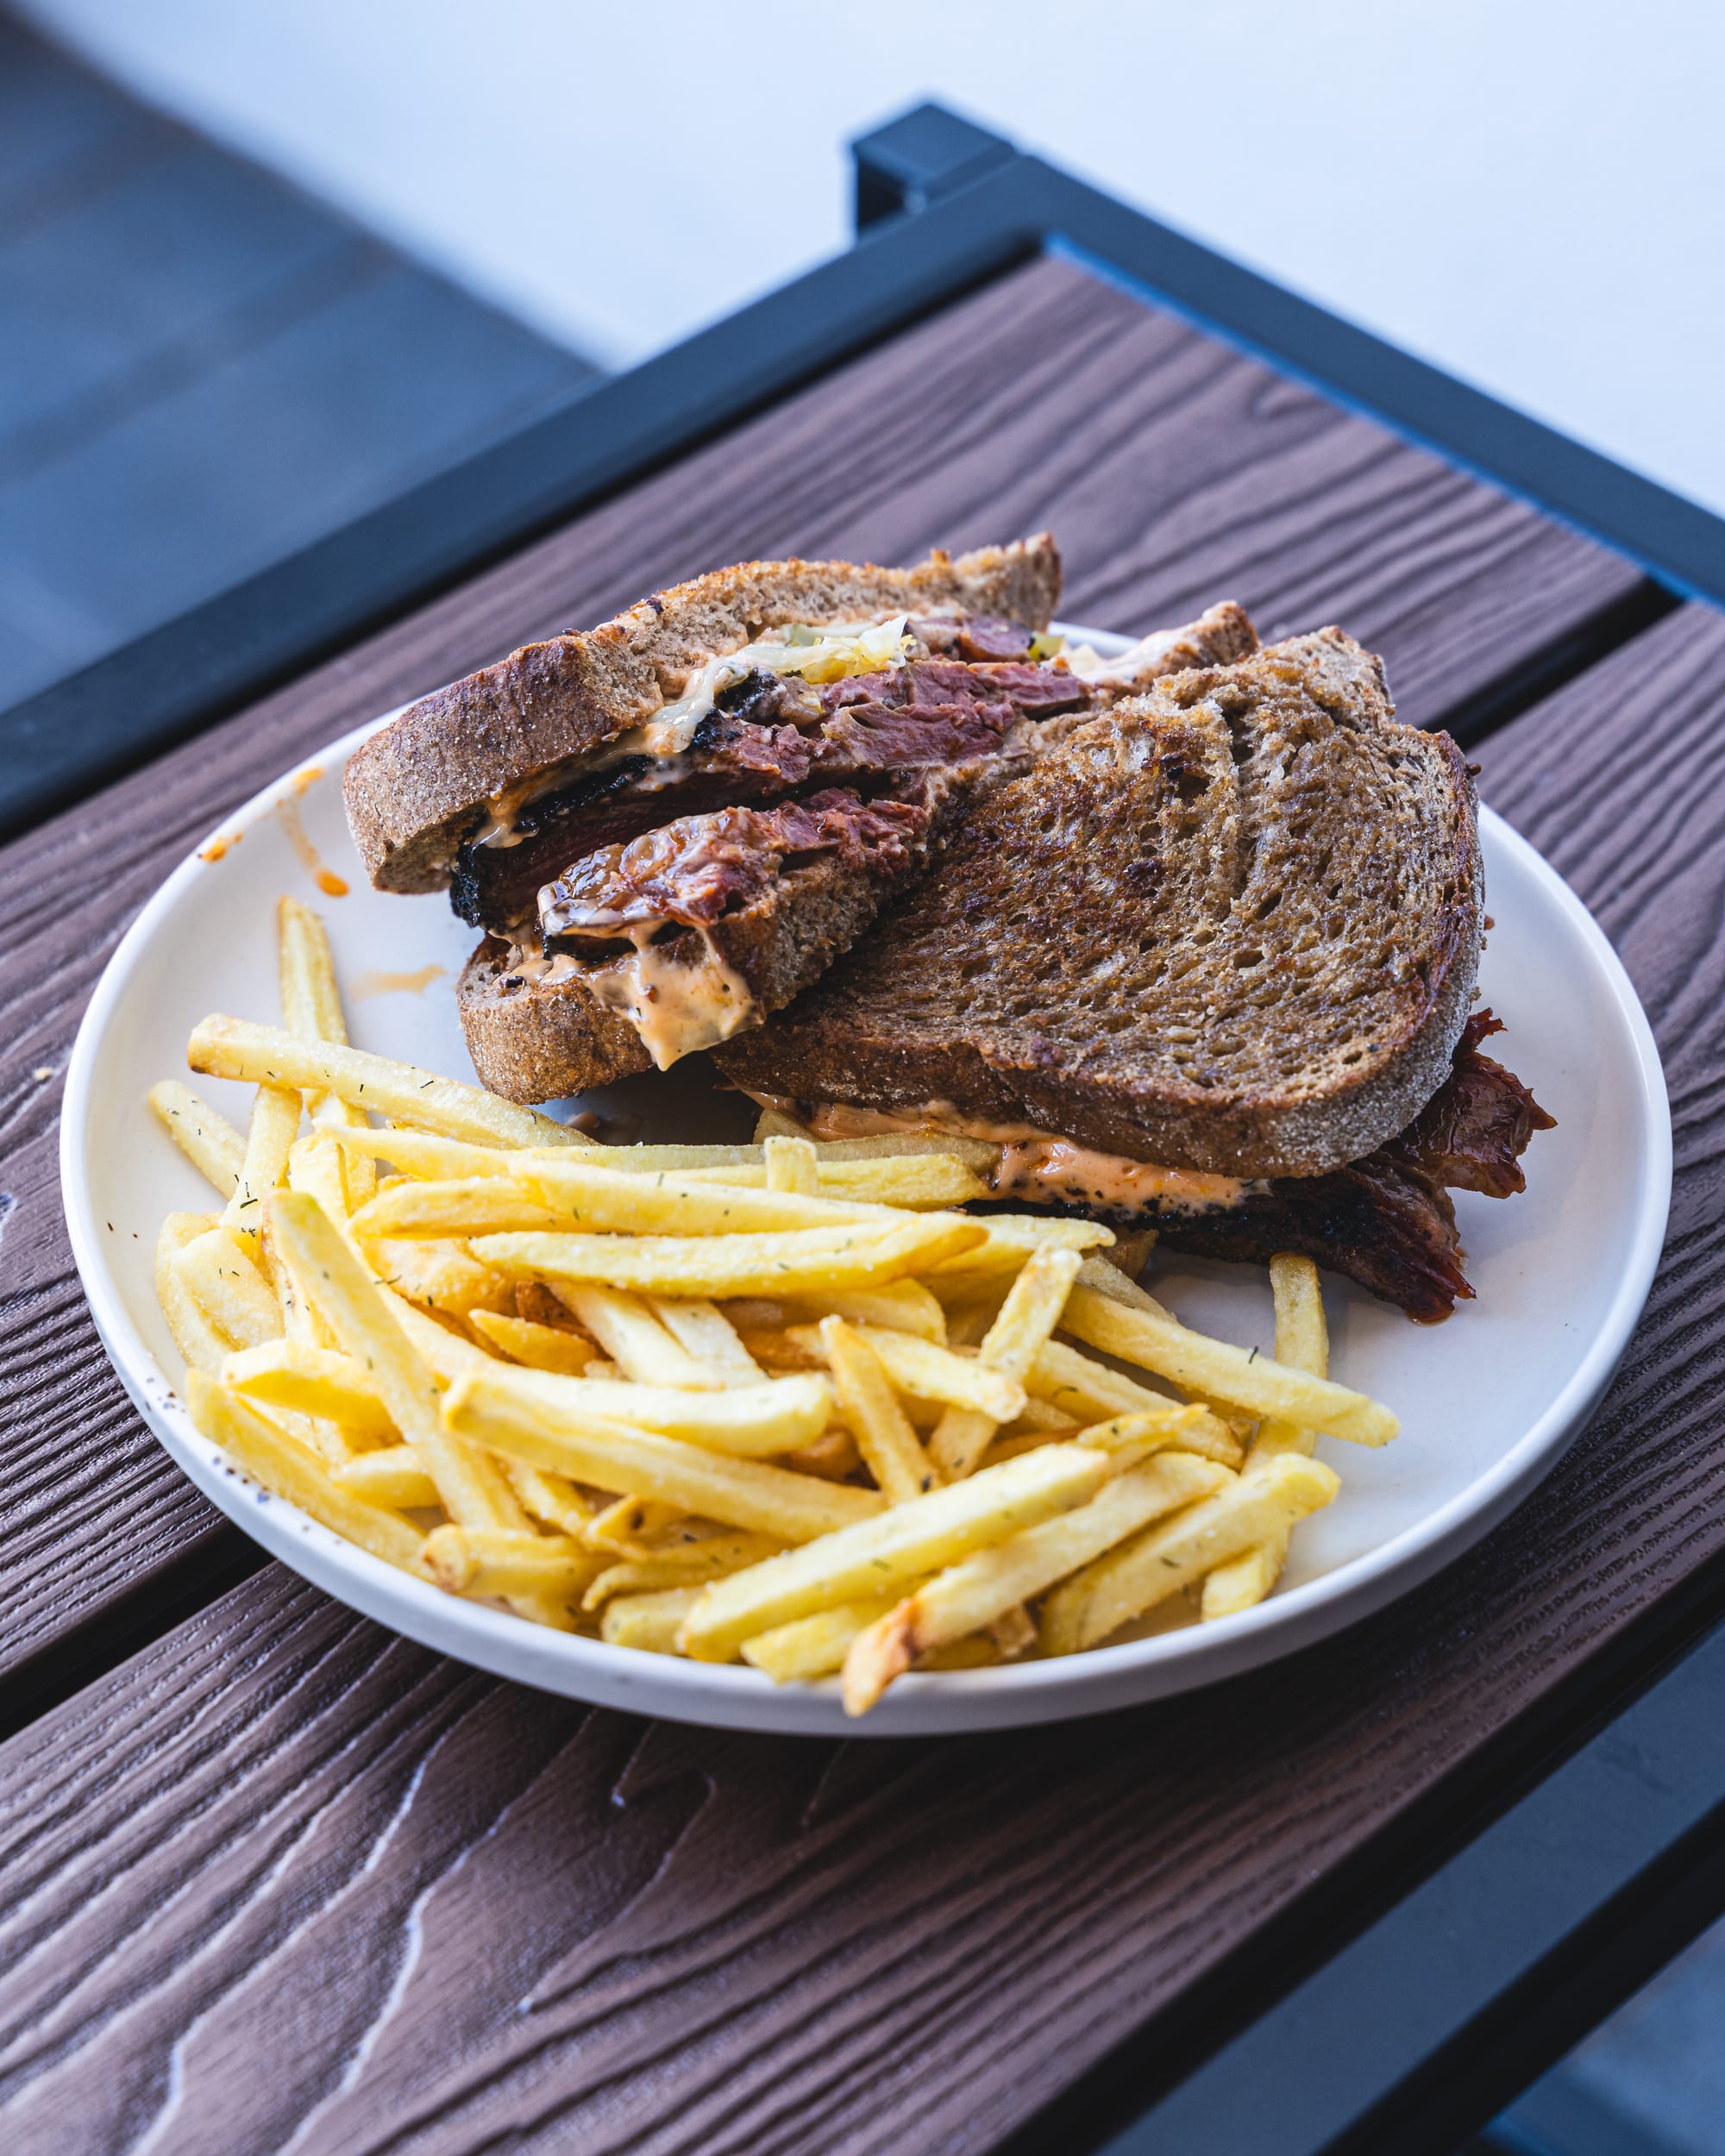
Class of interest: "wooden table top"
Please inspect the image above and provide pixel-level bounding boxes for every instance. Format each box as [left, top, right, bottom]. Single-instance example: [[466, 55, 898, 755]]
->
[[0, 252, 1713, 2156]]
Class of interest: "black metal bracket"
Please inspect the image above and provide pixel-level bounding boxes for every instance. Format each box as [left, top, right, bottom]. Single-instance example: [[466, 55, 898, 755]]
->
[[1098, 1614, 1725, 2156], [851, 101, 1015, 229], [995, 1573, 1725, 2156]]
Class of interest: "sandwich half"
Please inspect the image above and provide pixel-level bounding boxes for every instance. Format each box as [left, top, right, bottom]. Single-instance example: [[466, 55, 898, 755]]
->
[[716, 627, 1552, 1319], [343, 532, 1259, 1095]]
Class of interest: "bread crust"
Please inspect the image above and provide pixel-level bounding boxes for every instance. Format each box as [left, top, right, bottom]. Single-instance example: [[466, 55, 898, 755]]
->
[[456, 777, 975, 1101], [717, 630, 1485, 1179], [458, 941, 651, 1101], [346, 535, 1063, 893]]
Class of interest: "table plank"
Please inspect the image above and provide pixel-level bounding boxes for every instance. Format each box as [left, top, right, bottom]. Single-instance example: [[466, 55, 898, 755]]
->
[[0, 604, 1719, 2156], [0, 250, 1643, 1690]]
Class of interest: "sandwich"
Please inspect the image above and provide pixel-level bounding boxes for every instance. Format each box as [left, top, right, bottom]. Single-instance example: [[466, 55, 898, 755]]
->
[[716, 627, 1553, 1319], [343, 535, 1257, 1097]]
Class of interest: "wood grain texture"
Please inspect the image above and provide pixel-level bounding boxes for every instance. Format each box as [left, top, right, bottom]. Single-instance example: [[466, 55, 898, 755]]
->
[[0, 265, 1638, 1664], [1, 605, 1722, 2153]]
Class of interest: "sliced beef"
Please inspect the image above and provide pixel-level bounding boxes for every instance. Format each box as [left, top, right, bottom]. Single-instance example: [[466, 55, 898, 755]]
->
[[453, 654, 1095, 931], [509, 780, 964, 1075], [907, 614, 1039, 660], [541, 787, 933, 954], [1147, 1011, 1553, 1321], [1393, 1010, 1554, 1198]]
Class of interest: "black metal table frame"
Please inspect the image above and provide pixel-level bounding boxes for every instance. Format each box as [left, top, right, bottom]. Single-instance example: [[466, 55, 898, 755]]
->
[[11, 99, 1725, 2156]]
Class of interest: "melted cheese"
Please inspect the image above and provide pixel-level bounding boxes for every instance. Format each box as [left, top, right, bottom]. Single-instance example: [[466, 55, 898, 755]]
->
[[759, 1095, 1249, 1213], [471, 614, 913, 849]]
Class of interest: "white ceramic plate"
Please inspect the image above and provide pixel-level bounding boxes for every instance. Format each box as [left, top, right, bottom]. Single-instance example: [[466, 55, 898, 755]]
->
[[61, 627, 1672, 1735]]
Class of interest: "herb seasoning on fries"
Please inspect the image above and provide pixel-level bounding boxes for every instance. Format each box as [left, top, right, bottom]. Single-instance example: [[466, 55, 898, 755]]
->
[[145, 896, 1396, 1713]]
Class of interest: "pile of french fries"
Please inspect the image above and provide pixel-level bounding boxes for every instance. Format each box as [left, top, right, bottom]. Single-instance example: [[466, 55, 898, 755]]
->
[[147, 896, 1400, 1714]]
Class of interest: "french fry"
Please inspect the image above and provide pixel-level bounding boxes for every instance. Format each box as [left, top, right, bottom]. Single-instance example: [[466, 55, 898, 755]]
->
[[1068, 1259, 1251, 1438], [781, 1426, 862, 1481], [1003, 1396, 1085, 1436], [980, 1244, 1083, 1376], [787, 1322, 1023, 1420], [1098, 1228, 1159, 1282], [287, 1127, 356, 1224], [1068, 1406, 1242, 1468], [582, 1494, 685, 1556], [328, 1125, 512, 1181], [925, 1213, 1114, 1298], [277, 894, 356, 1059], [986, 1396, 1216, 1465], [154, 1213, 230, 1373], [367, 1238, 514, 1319], [740, 1593, 906, 1683], [1041, 1453, 1339, 1655], [732, 1325, 821, 1372], [468, 1309, 599, 1375], [581, 1531, 785, 1611], [1026, 1339, 1239, 1469], [819, 1317, 938, 1503], [148, 1081, 245, 1198], [674, 1153, 989, 1208], [423, 1525, 599, 1604], [436, 1357, 833, 1456], [648, 1298, 764, 1387], [268, 1190, 527, 1532], [153, 912, 1402, 1688], [753, 1103, 814, 1144], [257, 1206, 321, 1347], [512, 1154, 982, 1241], [474, 1217, 985, 1299], [171, 1226, 283, 1348], [1060, 1283, 1396, 1446], [841, 1452, 1228, 1713], [750, 1105, 1000, 1171], [814, 1154, 988, 1208], [594, 1141, 979, 1197], [186, 1371, 424, 1572], [222, 1338, 395, 1444], [1269, 1248, 1329, 1375], [922, 1634, 1005, 1670], [188, 1014, 586, 1150], [778, 1279, 947, 1341], [333, 1445, 442, 1510], [944, 1294, 1009, 1348], [348, 1179, 567, 1239], [930, 1244, 1082, 1481], [1073, 1253, 1176, 1318], [380, 1287, 492, 1382], [515, 1281, 585, 1328], [578, 1142, 768, 1173], [277, 897, 374, 1205], [602, 1586, 703, 1652], [678, 1442, 1113, 1661], [764, 1134, 819, 1194], [500, 1460, 593, 1534], [442, 1369, 882, 1542], [222, 1084, 301, 1239], [552, 1283, 717, 1388], [1203, 1255, 1330, 1620], [987, 1602, 1038, 1661]]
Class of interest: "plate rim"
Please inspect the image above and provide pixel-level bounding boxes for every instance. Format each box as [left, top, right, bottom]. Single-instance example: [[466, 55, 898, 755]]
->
[[58, 635, 1674, 1733]]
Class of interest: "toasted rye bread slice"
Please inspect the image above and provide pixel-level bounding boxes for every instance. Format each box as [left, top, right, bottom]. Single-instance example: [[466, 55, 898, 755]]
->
[[345, 535, 1062, 894], [715, 629, 1484, 1180], [459, 780, 971, 1100]]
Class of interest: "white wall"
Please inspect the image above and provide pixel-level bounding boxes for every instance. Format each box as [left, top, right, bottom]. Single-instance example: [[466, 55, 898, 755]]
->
[[21, 0, 1725, 517]]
